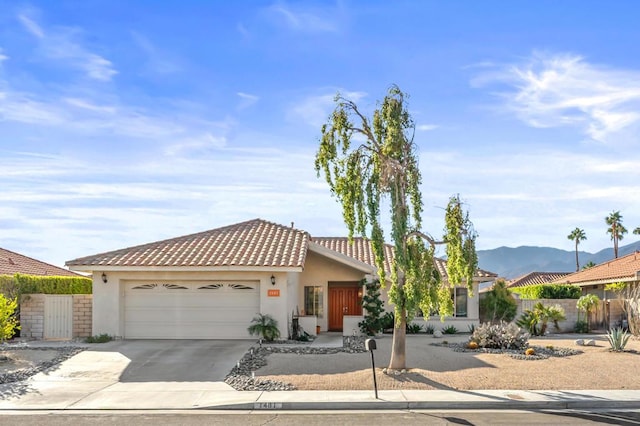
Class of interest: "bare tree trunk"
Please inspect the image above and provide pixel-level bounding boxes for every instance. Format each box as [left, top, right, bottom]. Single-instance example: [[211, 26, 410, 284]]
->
[[388, 308, 407, 370], [575, 241, 579, 272]]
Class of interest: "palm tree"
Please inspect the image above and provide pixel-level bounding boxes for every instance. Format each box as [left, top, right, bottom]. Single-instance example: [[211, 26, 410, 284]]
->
[[582, 261, 596, 270], [634, 227, 640, 235], [567, 228, 587, 271], [605, 211, 628, 258]]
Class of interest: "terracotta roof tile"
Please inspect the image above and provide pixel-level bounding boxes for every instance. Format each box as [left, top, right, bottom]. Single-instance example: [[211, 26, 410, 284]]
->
[[66, 219, 310, 269], [0, 248, 81, 277], [312, 237, 497, 281], [553, 251, 640, 286], [507, 272, 571, 288]]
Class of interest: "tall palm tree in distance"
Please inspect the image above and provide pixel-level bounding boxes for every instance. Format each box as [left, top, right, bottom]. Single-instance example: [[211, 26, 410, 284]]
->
[[605, 211, 628, 259], [567, 228, 587, 271], [634, 227, 640, 235]]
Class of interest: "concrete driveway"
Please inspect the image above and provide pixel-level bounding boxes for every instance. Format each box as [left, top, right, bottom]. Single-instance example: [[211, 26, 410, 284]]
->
[[101, 339, 253, 382], [0, 339, 255, 410]]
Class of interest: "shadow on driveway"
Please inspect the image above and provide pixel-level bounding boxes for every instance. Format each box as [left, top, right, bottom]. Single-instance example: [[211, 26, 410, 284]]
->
[[88, 339, 253, 382]]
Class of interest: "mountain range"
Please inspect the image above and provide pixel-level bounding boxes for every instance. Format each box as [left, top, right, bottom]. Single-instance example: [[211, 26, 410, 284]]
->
[[477, 240, 640, 280]]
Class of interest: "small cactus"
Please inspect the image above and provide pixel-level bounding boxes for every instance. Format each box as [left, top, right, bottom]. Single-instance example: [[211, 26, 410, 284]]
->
[[468, 341, 479, 350], [525, 348, 535, 356]]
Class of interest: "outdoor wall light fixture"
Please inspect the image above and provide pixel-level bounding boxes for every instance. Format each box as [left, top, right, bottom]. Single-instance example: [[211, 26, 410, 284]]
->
[[270, 275, 276, 286], [101, 272, 107, 284]]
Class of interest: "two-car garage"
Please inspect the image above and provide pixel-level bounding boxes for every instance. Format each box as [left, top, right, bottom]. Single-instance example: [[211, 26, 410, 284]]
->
[[123, 280, 260, 339]]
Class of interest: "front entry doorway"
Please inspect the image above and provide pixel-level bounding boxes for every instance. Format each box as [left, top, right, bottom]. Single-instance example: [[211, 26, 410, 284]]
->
[[328, 282, 363, 331]]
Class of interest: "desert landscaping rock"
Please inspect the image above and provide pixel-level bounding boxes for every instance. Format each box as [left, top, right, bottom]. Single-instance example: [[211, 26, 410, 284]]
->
[[225, 337, 368, 391], [0, 346, 85, 384]]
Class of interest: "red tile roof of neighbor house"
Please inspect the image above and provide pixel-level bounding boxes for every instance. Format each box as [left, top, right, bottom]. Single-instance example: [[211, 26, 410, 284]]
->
[[66, 219, 311, 268], [312, 237, 497, 281], [0, 247, 81, 277], [552, 251, 640, 286], [507, 272, 571, 288]]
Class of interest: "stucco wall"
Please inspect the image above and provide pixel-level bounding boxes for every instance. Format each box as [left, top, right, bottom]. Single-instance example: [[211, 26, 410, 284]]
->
[[298, 250, 367, 332]]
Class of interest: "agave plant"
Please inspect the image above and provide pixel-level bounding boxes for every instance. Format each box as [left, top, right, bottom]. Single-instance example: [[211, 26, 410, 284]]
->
[[607, 327, 630, 352], [247, 313, 280, 342]]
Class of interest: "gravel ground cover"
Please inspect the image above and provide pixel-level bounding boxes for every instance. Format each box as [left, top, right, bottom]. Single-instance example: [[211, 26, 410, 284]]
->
[[254, 334, 640, 391], [0, 345, 85, 384]]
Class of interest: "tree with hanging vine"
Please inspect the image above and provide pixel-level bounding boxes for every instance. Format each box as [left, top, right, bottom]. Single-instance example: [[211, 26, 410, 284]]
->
[[315, 85, 477, 370]]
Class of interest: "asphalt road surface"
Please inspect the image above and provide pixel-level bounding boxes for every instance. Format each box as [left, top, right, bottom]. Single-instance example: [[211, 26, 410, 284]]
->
[[2, 409, 640, 425]]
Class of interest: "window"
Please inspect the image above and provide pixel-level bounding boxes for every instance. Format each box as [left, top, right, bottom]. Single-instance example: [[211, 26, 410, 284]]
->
[[304, 286, 323, 317], [427, 287, 468, 318], [454, 287, 467, 317]]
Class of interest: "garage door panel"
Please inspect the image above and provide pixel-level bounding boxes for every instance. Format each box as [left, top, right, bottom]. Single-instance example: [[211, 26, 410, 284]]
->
[[124, 281, 260, 339]]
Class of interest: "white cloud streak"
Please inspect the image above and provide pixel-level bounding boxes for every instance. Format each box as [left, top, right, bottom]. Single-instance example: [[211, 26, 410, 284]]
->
[[18, 12, 117, 81], [473, 51, 640, 143], [268, 2, 340, 33]]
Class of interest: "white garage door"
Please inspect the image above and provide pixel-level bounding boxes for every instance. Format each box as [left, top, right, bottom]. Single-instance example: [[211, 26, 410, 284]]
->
[[124, 281, 260, 339]]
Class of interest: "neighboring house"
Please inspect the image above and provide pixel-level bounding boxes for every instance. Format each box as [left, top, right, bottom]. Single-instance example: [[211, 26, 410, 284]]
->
[[506, 272, 570, 289], [552, 251, 640, 328], [0, 247, 81, 277], [66, 218, 497, 340]]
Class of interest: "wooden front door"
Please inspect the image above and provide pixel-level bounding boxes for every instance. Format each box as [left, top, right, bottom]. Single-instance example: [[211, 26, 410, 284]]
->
[[328, 285, 363, 331]]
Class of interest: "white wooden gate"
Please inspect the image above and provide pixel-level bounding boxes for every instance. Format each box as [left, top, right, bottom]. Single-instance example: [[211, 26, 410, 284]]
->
[[44, 295, 73, 339]]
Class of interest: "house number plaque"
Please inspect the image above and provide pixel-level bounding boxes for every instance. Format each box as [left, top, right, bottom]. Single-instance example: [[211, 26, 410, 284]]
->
[[267, 289, 280, 297]]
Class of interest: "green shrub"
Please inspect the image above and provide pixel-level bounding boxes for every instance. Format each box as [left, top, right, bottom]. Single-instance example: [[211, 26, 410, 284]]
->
[[516, 302, 566, 336], [511, 284, 581, 300], [358, 279, 384, 336], [406, 323, 422, 334], [85, 333, 113, 343], [380, 312, 395, 332], [479, 279, 517, 323], [470, 322, 529, 350], [441, 325, 458, 334], [574, 319, 589, 333], [607, 327, 630, 352], [0, 273, 92, 298], [424, 324, 435, 334], [0, 294, 19, 342], [247, 313, 281, 342]]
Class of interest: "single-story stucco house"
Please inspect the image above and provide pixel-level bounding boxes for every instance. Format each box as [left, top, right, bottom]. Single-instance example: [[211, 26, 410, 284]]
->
[[66, 219, 496, 339], [552, 251, 640, 329]]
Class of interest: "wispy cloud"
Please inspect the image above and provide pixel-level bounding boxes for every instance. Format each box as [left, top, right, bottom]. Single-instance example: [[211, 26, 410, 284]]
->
[[266, 2, 341, 33], [417, 124, 439, 131], [18, 11, 117, 81], [472, 51, 640, 143], [290, 90, 366, 127], [0, 49, 9, 63], [130, 31, 181, 74], [237, 92, 259, 109]]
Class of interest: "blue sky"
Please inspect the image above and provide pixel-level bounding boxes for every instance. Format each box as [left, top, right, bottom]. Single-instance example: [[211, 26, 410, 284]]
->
[[1, 1, 639, 268]]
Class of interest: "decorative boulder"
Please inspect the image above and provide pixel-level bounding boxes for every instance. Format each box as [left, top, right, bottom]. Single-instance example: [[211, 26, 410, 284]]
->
[[575, 339, 584, 346], [585, 339, 596, 346], [433, 330, 443, 338]]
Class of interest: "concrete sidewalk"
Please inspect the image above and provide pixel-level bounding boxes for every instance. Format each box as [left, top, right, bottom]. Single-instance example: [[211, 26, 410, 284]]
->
[[1, 379, 639, 411]]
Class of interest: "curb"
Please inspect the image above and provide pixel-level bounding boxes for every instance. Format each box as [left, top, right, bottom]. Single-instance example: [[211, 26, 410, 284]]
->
[[203, 399, 640, 411]]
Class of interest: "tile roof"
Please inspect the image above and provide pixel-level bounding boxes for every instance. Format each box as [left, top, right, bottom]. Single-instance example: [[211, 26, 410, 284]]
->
[[312, 237, 497, 281], [66, 219, 310, 269], [507, 272, 571, 288], [552, 251, 640, 286], [0, 248, 81, 277]]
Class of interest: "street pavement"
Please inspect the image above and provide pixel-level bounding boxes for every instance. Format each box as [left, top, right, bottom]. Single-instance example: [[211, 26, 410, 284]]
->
[[0, 337, 639, 411]]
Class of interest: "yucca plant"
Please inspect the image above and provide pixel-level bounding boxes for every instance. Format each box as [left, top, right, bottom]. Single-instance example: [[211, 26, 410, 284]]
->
[[607, 327, 630, 352], [247, 313, 280, 342]]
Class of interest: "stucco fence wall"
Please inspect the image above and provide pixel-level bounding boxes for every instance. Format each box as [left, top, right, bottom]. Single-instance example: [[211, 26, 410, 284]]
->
[[20, 294, 92, 340], [516, 298, 580, 333]]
